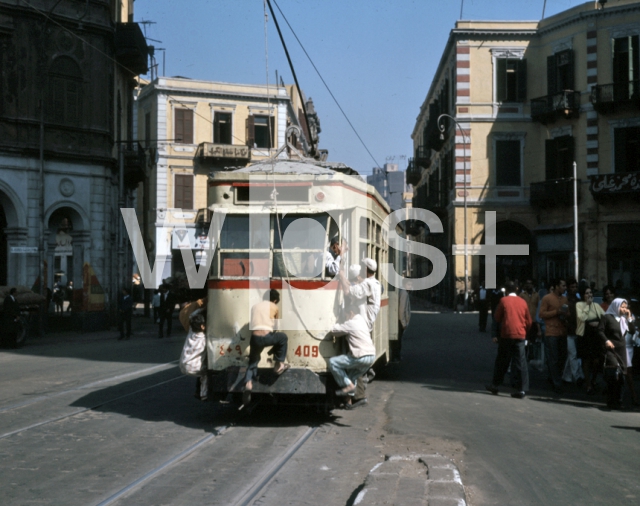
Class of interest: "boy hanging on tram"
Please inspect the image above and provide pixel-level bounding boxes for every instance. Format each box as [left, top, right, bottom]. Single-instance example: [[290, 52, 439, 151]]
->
[[242, 289, 290, 405]]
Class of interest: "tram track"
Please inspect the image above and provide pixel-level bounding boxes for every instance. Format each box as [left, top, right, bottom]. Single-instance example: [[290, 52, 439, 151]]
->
[[92, 419, 319, 506], [0, 373, 186, 440], [0, 360, 180, 414]]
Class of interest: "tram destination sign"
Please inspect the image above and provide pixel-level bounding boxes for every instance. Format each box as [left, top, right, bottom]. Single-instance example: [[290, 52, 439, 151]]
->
[[10, 246, 38, 254]]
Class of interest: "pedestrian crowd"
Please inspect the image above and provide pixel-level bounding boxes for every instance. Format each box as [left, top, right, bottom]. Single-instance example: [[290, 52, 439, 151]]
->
[[484, 277, 639, 409]]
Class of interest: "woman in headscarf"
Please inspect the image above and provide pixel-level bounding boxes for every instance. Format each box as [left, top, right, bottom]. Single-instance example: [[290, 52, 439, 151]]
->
[[598, 298, 636, 409], [576, 286, 605, 395]]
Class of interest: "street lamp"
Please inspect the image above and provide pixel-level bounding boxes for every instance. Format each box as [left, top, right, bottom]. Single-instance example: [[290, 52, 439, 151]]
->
[[438, 114, 469, 310]]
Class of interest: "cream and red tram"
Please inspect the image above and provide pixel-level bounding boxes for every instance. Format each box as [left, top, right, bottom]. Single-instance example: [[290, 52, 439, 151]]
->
[[205, 158, 399, 406]]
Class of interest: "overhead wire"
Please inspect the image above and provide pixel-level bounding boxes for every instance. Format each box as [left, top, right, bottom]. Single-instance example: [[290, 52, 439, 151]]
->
[[271, 0, 382, 170]]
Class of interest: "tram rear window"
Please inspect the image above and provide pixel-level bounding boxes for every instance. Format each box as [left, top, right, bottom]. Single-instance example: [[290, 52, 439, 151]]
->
[[220, 216, 250, 249], [236, 186, 309, 203]]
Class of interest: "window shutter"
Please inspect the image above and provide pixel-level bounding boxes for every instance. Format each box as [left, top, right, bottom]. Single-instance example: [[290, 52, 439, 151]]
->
[[497, 59, 506, 102], [175, 109, 184, 143], [517, 59, 527, 102], [547, 55, 557, 95], [566, 50, 575, 91], [269, 116, 275, 148], [246, 116, 255, 147], [545, 138, 557, 180], [556, 135, 574, 179], [614, 128, 628, 173], [174, 174, 194, 209], [213, 113, 220, 143], [184, 109, 193, 144]]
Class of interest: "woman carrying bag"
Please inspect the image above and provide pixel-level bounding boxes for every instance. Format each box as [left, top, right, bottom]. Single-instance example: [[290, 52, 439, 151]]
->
[[598, 298, 636, 409], [576, 286, 605, 395]]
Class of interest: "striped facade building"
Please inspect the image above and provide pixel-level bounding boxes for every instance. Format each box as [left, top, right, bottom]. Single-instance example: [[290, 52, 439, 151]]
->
[[407, 0, 640, 305]]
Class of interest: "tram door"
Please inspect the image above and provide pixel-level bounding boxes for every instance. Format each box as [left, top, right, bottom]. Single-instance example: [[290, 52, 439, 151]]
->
[[387, 238, 399, 343]]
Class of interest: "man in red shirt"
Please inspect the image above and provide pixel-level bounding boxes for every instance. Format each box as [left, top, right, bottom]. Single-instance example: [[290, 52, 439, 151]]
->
[[486, 282, 532, 398]]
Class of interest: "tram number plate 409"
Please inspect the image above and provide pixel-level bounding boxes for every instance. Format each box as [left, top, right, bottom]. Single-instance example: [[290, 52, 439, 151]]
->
[[294, 345, 319, 358], [215, 339, 243, 360]]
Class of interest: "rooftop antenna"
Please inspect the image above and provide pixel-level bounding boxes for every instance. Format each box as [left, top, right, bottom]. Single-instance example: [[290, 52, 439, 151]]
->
[[542, 0, 547, 19], [139, 20, 156, 37], [460, 0, 464, 19]]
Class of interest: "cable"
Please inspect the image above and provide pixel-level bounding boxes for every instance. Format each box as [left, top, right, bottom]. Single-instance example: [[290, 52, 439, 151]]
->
[[266, 0, 316, 157], [271, 0, 382, 169]]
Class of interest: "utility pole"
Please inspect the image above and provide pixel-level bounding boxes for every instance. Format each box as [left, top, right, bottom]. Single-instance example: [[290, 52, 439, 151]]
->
[[573, 161, 579, 282]]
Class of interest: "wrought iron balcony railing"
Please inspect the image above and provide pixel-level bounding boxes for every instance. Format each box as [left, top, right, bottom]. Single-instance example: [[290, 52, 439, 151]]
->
[[590, 80, 640, 114], [530, 90, 581, 124], [123, 142, 147, 188], [406, 158, 422, 186], [530, 178, 580, 207]]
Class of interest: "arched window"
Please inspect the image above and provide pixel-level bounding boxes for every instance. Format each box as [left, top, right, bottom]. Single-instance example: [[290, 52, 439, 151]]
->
[[49, 56, 83, 126]]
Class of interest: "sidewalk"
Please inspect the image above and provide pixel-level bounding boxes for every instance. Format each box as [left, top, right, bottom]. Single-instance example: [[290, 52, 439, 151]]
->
[[24, 313, 178, 347]]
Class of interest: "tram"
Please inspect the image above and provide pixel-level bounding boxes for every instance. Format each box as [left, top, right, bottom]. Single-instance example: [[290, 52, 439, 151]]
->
[[205, 155, 400, 407]]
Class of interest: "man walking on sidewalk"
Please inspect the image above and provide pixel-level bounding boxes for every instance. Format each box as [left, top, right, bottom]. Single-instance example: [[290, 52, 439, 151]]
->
[[486, 281, 532, 398]]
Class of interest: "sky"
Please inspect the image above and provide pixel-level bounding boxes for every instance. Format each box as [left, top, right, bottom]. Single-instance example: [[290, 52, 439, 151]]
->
[[134, 0, 587, 176]]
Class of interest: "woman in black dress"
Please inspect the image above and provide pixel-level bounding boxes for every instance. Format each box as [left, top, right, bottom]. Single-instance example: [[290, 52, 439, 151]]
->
[[576, 286, 605, 395], [598, 298, 636, 409]]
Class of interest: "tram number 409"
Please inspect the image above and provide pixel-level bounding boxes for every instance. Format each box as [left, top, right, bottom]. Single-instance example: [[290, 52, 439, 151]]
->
[[294, 345, 319, 358]]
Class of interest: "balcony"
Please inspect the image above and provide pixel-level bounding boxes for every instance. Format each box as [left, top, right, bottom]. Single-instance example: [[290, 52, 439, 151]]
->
[[590, 81, 640, 114], [115, 23, 149, 76], [406, 158, 422, 186], [530, 178, 580, 207], [589, 171, 640, 204], [123, 142, 147, 188], [414, 146, 431, 169], [530, 90, 581, 124]]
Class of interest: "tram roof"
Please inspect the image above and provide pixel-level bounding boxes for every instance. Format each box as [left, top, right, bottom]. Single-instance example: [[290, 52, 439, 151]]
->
[[212, 158, 364, 180], [208, 158, 390, 214]]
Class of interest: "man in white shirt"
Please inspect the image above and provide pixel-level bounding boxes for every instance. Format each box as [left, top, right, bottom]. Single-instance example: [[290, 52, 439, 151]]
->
[[341, 258, 381, 332], [329, 303, 376, 398], [339, 258, 381, 407], [325, 236, 346, 277]]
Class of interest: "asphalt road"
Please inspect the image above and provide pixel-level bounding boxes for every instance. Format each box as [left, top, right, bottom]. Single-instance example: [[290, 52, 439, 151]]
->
[[0, 312, 638, 505]]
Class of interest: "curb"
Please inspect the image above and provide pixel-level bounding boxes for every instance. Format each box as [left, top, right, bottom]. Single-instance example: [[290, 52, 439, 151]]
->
[[354, 453, 467, 506]]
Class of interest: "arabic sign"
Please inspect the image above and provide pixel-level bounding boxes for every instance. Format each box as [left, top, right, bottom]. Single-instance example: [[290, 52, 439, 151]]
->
[[590, 172, 640, 195], [202, 143, 250, 160]]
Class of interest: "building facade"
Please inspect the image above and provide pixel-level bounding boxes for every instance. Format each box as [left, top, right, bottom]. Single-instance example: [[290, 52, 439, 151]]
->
[[409, 0, 640, 305], [0, 0, 147, 321], [135, 77, 319, 287], [367, 163, 412, 211]]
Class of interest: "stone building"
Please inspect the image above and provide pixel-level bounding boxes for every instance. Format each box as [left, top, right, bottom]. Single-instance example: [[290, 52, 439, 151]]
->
[[134, 76, 320, 287], [0, 0, 148, 324], [408, 0, 640, 305]]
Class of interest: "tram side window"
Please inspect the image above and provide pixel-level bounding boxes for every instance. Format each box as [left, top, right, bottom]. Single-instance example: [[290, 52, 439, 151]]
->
[[220, 216, 250, 249], [273, 214, 330, 279]]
